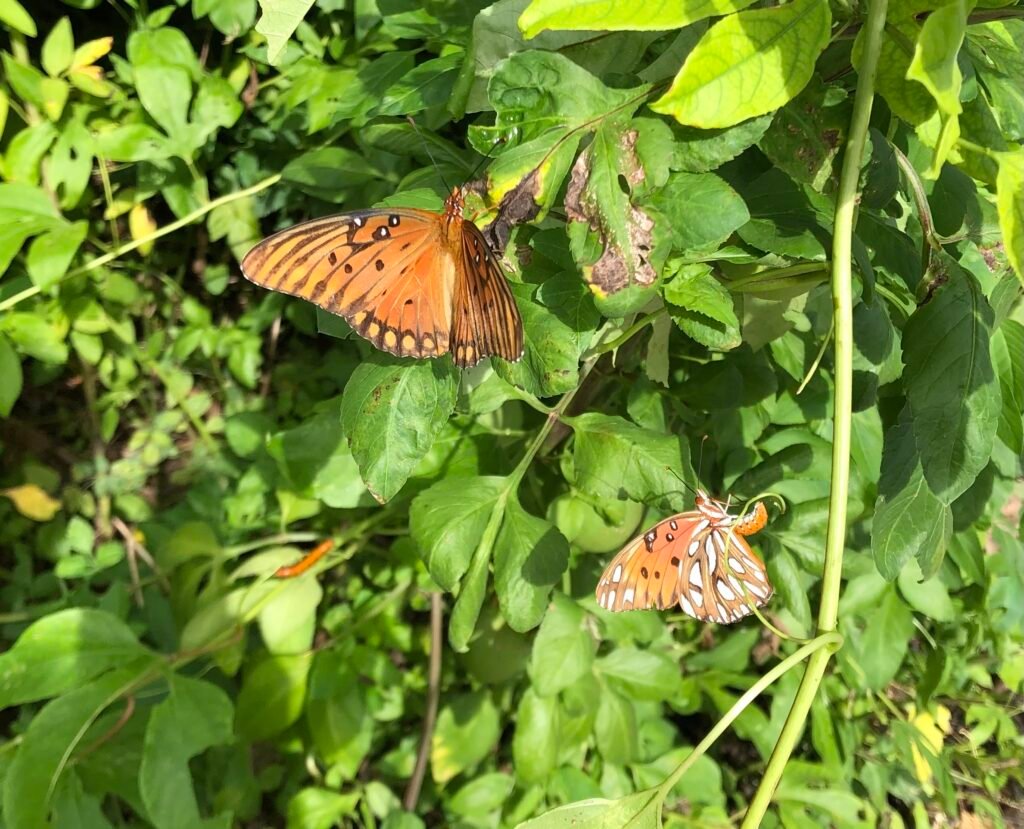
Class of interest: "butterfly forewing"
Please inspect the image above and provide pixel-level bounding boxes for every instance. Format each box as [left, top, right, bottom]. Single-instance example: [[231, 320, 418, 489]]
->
[[241, 208, 455, 360], [596, 499, 774, 624], [241, 190, 524, 369]]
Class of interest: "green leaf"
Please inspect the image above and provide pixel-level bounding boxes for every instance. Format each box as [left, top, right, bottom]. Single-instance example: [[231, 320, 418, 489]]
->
[[854, 16, 933, 125], [527, 593, 595, 697], [258, 576, 322, 654], [653, 171, 750, 252], [843, 587, 914, 692], [594, 647, 681, 701], [902, 258, 1001, 503], [670, 115, 772, 173], [139, 675, 234, 829], [0, 333, 23, 417], [42, 18, 75, 77], [872, 412, 954, 581], [513, 689, 560, 784], [340, 356, 459, 503], [255, 0, 316, 65], [594, 689, 637, 763], [906, 0, 971, 115], [479, 51, 642, 218], [307, 653, 373, 779], [736, 167, 832, 260], [235, 652, 312, 742], [515, 791, 660, 829], [494, 284, 594, 397], [376, 52, 462, 116], [449, 772, 515, 818], [0, 608, 154, 709], [565, 119, 657, 296], [26, 220, 87, 291], [519, 0, 757, 37], [897, 559, 955, 623], [494, 497, 570, 632], [651, 0, 831, 128], [134, 64, 193, 147], [906, 0, 972, 176], [282, 147, 380, 203], [996, 149, 1024, 287], [664, 263, 742, 351], [758, 77, 848, 192], [285, 788, 359, 829], [410, 476, 507, 591], [992, 320, 1024, 453], [0, 0, 36, 35], [431, 691, 501, 784], [3, 670, 144, 828], [988, 529, 1024, 633], [571, 413, 692, 511]]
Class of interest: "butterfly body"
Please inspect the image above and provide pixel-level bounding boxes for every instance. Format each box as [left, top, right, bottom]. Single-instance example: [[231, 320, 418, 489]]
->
[[595, 491, 773, 624], [241, 187, 523, 368]]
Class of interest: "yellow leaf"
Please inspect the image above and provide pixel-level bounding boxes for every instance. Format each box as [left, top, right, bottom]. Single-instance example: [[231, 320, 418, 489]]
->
[[129, 203, 157, 255], [68, 65, 113, 99], [70, 37, 113, 71], [907, 703, 951, 789], [2, 484, 62, 521]]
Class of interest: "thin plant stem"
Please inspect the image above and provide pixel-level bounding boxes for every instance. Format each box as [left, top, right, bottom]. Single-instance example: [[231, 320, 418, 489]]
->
[[740, 0, 888, 823], [658, 633, 842, 802], [404, 592, 444, 812], [587, 308, 667, 357], [0, 174, 283, 314]]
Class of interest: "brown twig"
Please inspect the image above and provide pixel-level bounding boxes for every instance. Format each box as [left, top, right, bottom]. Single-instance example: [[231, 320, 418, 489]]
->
[[403, 592, 443, 812], [260, 316, 282, 398], [112, 517, 171, 594], [75, 695, 136, 760]]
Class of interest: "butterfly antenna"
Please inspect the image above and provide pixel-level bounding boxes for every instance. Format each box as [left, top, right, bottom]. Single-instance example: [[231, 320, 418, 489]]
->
[[406, 116, 453, 194], [466, 134, 505, 185], [662, 465, 698, 497]]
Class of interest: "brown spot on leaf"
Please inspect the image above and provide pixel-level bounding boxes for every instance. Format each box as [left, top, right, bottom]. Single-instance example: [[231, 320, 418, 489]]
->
[[564, 134, 656, 295]]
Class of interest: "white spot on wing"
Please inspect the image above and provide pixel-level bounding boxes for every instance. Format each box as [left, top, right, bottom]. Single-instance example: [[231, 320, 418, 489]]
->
[[705, 536, 717, 574], [623, 587, 635, 604], [747, 581, 768, 599], [689, 562, 703, 588], [688, 540, 700, 556], [717, 579, 735, 601], [612, 564, 622, 583], [680, 596, 695, 617], [609, 590, 616, 607], [729, 556, 744, 574], [690, 588, 703, 608]]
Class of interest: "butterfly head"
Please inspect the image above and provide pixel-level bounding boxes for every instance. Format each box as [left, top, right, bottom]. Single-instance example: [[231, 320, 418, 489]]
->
[[443, 187, 465, 220]]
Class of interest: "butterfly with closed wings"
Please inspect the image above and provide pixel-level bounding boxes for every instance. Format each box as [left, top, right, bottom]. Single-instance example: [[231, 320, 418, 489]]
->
[[241, 187, 523, 368], [596, 490, 773, 624]]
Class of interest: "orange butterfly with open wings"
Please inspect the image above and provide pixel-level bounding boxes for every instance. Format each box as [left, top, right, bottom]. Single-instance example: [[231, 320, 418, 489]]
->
[[596, 491, 773, 624], [241, 187, 523, 368]]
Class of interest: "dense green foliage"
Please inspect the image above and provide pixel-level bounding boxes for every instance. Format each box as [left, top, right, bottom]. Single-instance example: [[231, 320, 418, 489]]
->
[[1, 0, 1023, 827]]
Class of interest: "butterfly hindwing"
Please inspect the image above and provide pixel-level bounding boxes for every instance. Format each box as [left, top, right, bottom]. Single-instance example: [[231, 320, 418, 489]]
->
[[450, 221, 524, 368], [596, 500, 774, 624]]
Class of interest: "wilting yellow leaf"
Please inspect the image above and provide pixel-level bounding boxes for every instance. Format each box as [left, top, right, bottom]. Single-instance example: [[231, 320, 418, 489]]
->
[[129, 203, 157, 255], [71, 37, 113, 70], [908, 703, 951, 788], [2, 484, 62, 521]]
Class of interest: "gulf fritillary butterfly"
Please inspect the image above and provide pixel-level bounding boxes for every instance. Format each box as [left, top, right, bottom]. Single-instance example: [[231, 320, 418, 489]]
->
[[241, 187, 524, 368], [595, 491, 773, 624]]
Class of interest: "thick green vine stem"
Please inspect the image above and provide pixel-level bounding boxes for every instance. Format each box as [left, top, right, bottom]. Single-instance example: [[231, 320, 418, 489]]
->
[[739, 0, 890, 824]]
